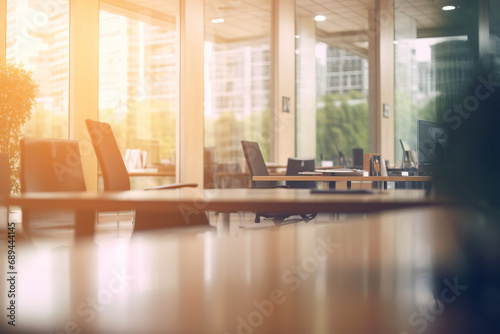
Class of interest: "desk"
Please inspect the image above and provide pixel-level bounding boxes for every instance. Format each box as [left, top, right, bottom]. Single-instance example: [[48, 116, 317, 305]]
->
[[253, 175, 432, 189], [98, 169, 176, 190], [6, 188, 449, 240], [1, 206, 497, 334], [127, 169, 175, 177], [98, 169, 176, 177], [213, 171, 286, 189]]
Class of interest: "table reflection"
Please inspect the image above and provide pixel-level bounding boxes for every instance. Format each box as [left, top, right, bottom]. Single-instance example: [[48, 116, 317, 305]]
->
[[1, 207, 498, 334]]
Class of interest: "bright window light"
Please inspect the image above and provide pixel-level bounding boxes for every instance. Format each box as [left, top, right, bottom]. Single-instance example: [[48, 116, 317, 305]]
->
[[442, 5, 456, 11], [314, 15, 326, 22]]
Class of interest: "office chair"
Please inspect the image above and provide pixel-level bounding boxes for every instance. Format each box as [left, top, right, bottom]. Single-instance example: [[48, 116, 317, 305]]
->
[[241, 140, 315, 223], [286, 158, 317, 189], [20, 138, 88, 239], [86, 119, 199, 192], [85, 119, 208, 230], [241, 140, 281, 189]]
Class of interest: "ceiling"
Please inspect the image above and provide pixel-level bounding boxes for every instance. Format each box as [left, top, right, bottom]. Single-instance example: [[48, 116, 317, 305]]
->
[[104, 0, 497, 56]]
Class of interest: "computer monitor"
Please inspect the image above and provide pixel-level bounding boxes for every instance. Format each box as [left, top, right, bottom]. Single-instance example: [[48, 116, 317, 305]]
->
[[417, 120, 448, 172]]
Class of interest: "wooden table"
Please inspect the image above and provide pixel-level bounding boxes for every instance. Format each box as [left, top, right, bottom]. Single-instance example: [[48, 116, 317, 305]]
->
[[5, 188, 450, 241], [1, 206, 497, 334], [253, 175, 432, 189], [127, 169, 175, 177], [98, 169, 176, 177]]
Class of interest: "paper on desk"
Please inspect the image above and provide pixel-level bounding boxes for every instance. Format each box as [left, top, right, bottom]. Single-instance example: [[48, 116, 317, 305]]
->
[[299, 171, 323, 176], [316, 168, 367, 176]]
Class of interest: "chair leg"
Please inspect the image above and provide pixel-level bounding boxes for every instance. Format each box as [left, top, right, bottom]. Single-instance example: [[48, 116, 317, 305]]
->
[[114, 212, 122, 238], [300, 213, 317, 222]]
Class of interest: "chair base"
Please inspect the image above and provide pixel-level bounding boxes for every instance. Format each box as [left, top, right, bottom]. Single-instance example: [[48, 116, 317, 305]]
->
[[254, 213, 316, 223]]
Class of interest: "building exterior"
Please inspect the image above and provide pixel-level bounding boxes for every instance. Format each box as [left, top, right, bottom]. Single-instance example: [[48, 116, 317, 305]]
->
[[431, 39, 473, 101], [322, 47, 368, 97]]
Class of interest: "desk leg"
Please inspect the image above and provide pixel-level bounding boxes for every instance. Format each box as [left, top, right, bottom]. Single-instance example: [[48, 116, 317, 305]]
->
[[213, 212, 231, 235], [74, 210, 96, 242], [221, 212, 230, 224]]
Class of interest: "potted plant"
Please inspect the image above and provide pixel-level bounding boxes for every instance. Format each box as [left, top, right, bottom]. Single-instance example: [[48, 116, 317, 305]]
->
[[0, 58, 39, 194]]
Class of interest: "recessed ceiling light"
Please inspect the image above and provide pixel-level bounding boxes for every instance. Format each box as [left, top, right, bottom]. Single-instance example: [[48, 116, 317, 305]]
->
[[211, 18, 224, 23], [295, 35, 300, 39], [314, 15, 326, 22], [393, 40, 399, 45], [442, 5, 456, 11]]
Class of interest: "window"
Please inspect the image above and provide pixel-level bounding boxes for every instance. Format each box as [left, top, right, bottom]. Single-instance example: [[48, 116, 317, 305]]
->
[[6, 0, 70, 139], [204, 0, 272, 188], [394, 0, 474, 162], [296, 2, 370, 165], [99, 3, 178, 189]]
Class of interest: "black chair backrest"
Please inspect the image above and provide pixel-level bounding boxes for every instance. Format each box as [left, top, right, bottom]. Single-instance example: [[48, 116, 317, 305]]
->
[[85, 119, 130, 191], [241, 140, 275, 188], [286, 158, 316, 188], [241, 141, 269, 177], [20, 138, 87, 192]]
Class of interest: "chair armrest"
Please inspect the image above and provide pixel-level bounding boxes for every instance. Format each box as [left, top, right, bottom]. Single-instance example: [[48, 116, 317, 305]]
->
[[144, 183, 198, 190]]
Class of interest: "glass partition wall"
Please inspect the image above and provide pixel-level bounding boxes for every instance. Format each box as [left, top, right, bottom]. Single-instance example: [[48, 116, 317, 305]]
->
[[393, 0, 479, 167], [204, 0, 272, 188], [295, 1, 369, 168], [98, 2, 179, 189], [2, 0, 436, 190]]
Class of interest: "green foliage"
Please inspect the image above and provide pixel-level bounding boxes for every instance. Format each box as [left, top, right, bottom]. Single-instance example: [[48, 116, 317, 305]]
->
[[418, 97, 438, 122], [205, 110, 270, 163], [244, 110, 270, 161], [99, 98, 177, 164], [0, 58, 39, 193], [214, 112, 244, 162], [395, 91, 440, 163], [23, 107, 67, 139], [316, 91, 369, 163], [394, 90, 417, 156]]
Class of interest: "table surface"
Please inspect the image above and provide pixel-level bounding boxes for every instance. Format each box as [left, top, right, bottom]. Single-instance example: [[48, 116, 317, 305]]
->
[[253, 175, 432, 182], [98, 169, 176, 177], [7, 188, 446, 214], [1, 206, 498, 334], [127, 170, 175, 177]]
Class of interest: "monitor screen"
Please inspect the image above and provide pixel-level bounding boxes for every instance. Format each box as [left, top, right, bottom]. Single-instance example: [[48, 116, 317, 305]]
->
[[417, 120, 448, 167]]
